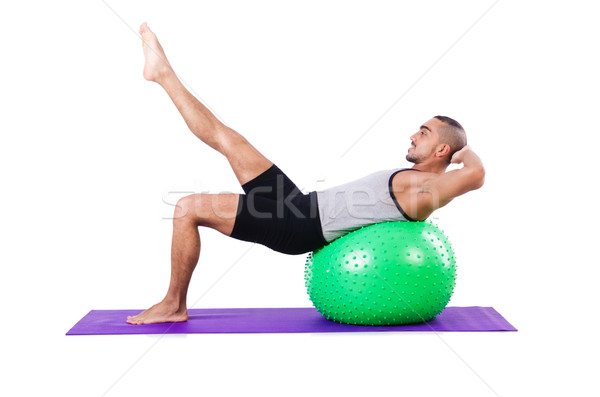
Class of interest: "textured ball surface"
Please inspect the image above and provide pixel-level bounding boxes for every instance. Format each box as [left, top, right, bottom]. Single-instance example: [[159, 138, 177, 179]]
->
[[305, 221, 457, 325]]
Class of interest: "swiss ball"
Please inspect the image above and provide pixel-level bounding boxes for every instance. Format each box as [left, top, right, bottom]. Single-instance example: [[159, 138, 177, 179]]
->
[[304, 221, 457, 325]]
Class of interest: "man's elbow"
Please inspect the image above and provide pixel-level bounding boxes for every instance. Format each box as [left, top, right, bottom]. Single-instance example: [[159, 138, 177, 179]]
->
[[471, 166, 485, 190]]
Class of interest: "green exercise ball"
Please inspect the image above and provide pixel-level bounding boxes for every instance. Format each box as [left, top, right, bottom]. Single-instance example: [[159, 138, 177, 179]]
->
[[304, 221, 457, 325]]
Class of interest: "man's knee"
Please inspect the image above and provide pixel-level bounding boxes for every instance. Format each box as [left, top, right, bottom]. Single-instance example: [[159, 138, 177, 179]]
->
[[215, 126, 246, 155], [174, 194, 204, 223]]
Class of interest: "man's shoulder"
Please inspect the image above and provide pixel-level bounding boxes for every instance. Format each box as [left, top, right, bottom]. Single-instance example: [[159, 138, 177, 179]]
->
[[389, 169, 439, 221], [391, 168, 437, 189]]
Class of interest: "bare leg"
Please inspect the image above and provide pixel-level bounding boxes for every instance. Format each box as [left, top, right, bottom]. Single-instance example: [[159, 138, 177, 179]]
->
[[127, 193, 238, 324], [138, 22, 273, 185], [128, 24, 274, 325]]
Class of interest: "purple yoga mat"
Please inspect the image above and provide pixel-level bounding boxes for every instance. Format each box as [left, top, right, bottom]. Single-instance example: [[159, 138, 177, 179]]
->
[[66, 306, 516, 335]]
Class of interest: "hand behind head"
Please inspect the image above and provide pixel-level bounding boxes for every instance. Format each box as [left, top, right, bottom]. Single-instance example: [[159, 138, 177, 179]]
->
[[450, 145, 472, 164]]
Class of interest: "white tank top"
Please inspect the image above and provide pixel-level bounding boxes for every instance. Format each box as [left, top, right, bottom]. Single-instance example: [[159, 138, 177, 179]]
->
[[315, 168, 420, 243]]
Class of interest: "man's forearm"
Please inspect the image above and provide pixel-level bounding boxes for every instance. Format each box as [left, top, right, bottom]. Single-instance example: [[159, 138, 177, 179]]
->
[[462, 148, 484, 171], [462, 149, 485, 189], [450, 146, 485, 190]]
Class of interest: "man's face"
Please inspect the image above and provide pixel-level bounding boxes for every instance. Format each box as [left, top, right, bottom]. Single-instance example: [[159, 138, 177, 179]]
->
[[406, 118, 442, 164]]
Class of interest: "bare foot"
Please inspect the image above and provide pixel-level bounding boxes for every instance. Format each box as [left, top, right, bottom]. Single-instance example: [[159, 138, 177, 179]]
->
[[139, 22, 173, 84], [126, 300, 188, 325]]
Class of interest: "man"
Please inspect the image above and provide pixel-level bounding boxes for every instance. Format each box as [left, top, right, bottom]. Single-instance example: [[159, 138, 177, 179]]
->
[[127, 23, 485, 325]]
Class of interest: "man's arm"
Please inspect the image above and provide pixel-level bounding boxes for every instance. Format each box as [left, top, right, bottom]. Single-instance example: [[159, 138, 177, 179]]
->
[[418, 146, 485, 211]]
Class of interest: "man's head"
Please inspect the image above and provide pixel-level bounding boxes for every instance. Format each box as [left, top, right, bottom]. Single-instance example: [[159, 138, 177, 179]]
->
[[406, 115, 467, 166]]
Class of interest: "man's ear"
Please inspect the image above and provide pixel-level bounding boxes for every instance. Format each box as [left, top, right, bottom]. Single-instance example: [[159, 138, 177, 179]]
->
[[436, 143, 451, 158]]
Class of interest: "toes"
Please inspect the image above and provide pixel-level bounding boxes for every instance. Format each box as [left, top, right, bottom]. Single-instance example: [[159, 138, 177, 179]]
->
[[140, 23, 154, 38], [127, 314, 143, 324]]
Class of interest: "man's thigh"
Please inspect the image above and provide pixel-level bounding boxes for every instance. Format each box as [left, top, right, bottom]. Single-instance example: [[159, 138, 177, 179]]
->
[[177, 193, 240, 236]]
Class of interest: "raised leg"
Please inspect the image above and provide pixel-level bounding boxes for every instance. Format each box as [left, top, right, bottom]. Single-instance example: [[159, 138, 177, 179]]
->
[[139, 22, 273, 186], [127, 193, 239, 325]]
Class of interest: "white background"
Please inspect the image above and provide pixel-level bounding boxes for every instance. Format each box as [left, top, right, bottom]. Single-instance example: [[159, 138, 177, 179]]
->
[[1, 0, 599, 396]]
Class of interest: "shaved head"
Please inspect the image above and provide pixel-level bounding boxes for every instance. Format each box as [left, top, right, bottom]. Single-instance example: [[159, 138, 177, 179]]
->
[[433, 115, 467, 162]]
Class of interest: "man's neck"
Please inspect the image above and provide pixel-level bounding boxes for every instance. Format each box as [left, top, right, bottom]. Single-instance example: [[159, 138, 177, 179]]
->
[[411, 163, 448, 174]]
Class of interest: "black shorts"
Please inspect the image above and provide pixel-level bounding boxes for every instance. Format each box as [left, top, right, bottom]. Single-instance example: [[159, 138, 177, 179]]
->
[[230, 164, 328, 255]]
